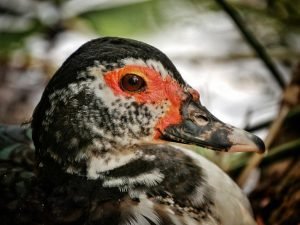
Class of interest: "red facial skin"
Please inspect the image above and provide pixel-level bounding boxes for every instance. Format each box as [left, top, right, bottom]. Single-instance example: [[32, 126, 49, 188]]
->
[[104, 65, 199, 139]]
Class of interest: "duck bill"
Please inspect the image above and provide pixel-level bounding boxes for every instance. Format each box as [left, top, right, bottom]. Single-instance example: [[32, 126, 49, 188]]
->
[[162, 98, 265, 153]]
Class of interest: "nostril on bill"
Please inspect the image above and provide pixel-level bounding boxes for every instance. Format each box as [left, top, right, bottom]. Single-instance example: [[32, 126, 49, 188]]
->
[[195, 114, 208, 122], [192, 113, 209, 126]]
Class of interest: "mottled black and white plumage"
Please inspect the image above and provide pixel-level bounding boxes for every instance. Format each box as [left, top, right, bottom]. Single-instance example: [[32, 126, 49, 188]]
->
[[1, 37, 265, 225]]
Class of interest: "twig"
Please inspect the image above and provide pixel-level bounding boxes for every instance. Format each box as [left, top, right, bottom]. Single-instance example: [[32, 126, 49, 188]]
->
[[237, 105, 289, 186], [237, 62, 300, 186], [214, 0, 285, 89], [245, 120, 272, 132]]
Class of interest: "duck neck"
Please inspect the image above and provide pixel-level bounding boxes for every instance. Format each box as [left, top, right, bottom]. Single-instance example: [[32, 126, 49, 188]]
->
[[39, 143, 211, 210]]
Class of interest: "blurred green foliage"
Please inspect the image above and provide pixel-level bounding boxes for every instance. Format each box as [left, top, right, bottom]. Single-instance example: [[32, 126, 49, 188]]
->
[[0, 0, 164, 57], [80, 1, 163, 36], [1, 0, 300, 58]]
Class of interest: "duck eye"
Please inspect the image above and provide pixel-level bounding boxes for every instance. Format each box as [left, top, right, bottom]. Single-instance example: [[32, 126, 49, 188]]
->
[[120, 74, 146, 92]]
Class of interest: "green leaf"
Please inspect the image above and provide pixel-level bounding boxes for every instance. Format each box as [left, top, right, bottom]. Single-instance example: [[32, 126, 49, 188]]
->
[[79, 1, 164, 36]]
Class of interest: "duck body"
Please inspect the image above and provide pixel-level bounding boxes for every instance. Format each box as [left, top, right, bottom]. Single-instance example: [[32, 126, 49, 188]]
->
[[2, 141, 254, 225], [1, 37, 264, 225]]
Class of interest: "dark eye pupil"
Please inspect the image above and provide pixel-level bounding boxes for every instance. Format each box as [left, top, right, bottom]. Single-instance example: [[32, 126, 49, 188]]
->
[[120, 74, 146, 92], [128, 76, 140, 86]]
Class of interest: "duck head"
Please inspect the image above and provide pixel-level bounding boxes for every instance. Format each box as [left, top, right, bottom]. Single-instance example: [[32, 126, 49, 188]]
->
[[32, 37, 265, 176]]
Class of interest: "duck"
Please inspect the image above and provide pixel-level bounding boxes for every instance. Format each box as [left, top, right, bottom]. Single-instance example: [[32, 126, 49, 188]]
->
[[0, 37, 265, 225]]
